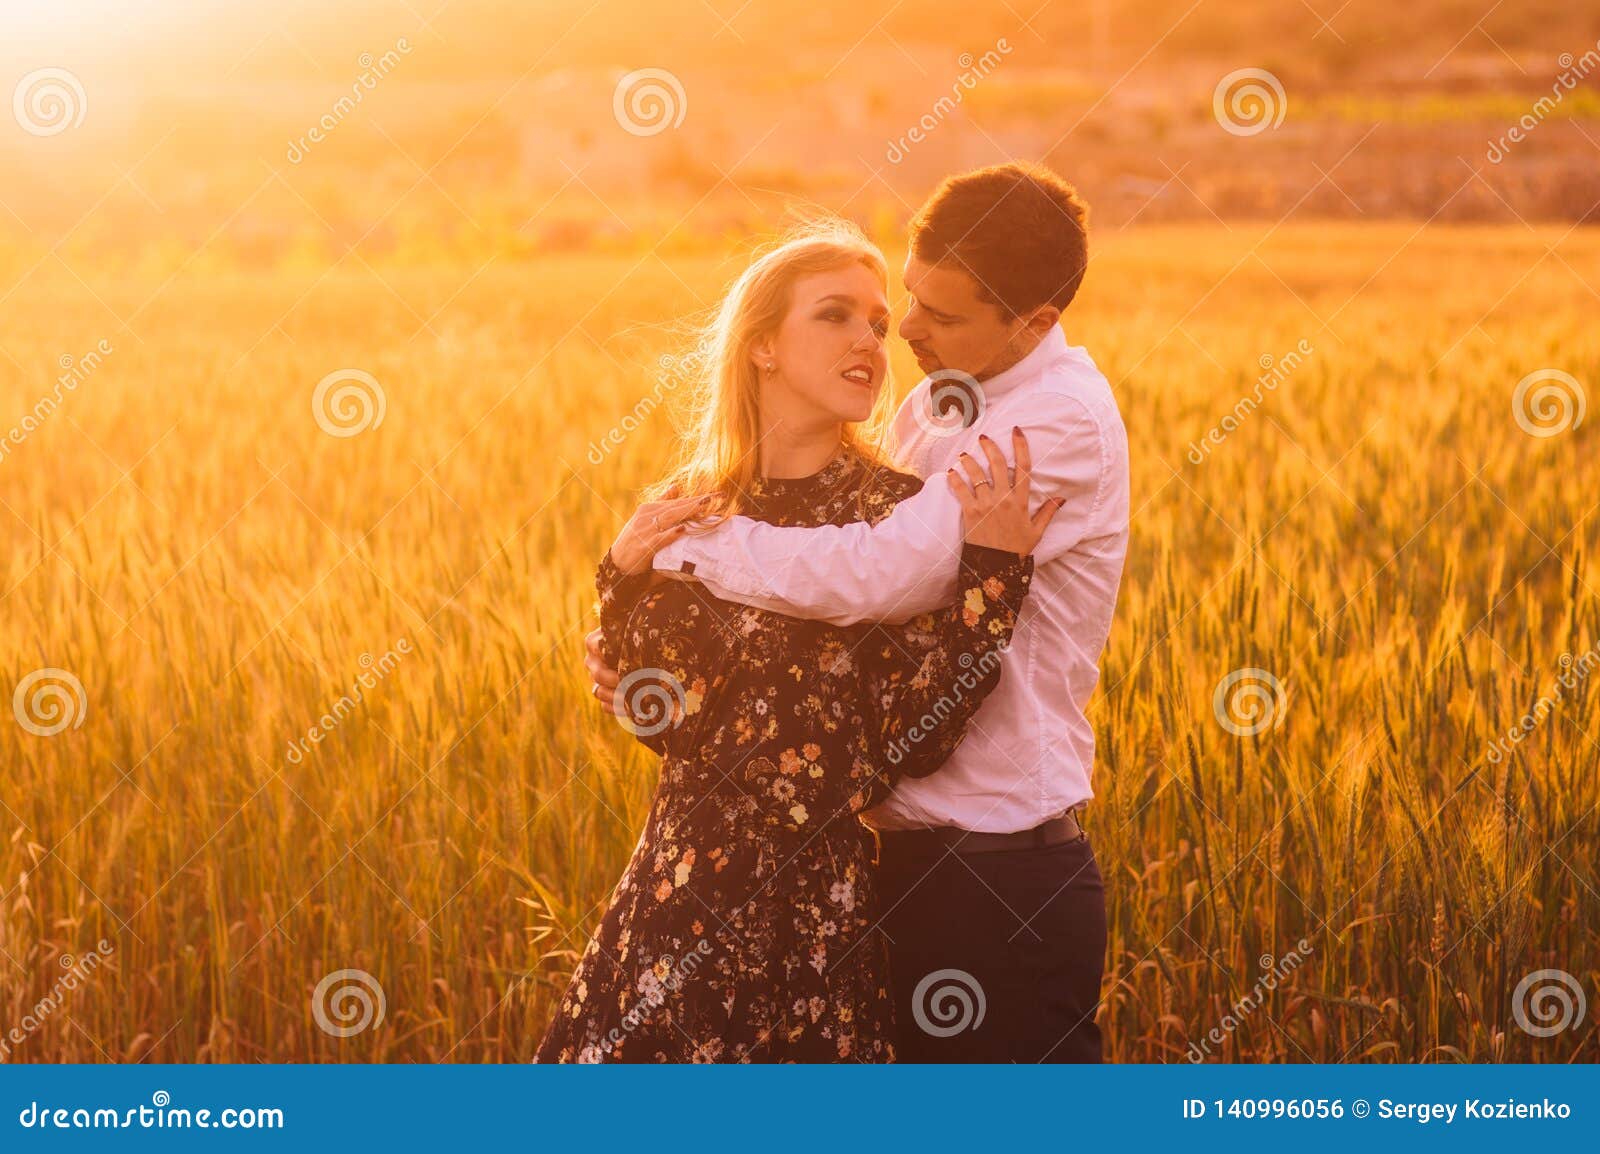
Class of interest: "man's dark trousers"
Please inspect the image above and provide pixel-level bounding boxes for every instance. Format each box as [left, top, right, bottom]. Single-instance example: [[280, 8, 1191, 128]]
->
[[874, 827, 1106, 1062]]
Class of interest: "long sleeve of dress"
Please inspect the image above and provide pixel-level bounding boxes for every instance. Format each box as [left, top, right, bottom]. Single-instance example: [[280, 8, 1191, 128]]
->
[[595, 549, 670, 756], [860, 542, 1034, 785]]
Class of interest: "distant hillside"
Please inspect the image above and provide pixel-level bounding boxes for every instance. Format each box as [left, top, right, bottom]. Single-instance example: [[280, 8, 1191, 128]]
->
[[2, 0, 1596, 259]]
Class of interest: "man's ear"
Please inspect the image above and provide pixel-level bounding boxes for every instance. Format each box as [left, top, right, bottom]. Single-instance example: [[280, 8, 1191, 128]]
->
[[1020, 304, 1061, 340]]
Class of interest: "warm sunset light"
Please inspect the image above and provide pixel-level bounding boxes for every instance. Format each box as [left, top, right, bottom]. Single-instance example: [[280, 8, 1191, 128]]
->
[[1, 0, 1596, 1103]]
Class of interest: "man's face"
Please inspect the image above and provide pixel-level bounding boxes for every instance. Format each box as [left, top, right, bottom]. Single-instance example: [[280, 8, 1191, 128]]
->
[[898, 254, 1030, 382]]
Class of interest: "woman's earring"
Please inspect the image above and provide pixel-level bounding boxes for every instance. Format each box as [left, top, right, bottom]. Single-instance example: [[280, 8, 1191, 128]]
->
[[765, 362, 776, 373]]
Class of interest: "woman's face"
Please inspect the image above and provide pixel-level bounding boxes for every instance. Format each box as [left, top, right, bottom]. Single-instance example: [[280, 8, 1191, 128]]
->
[[755, 263, 891, 426]]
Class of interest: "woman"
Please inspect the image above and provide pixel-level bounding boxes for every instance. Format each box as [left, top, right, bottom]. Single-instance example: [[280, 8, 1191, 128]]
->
[[536, 221, 1059, 1063]]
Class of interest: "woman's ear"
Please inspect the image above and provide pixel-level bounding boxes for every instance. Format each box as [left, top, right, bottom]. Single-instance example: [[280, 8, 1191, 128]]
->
[[748, 335, 776, 374]]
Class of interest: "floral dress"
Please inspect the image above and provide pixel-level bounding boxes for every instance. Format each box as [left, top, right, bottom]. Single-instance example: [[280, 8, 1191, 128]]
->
[[534, 445, 1034, 1063]]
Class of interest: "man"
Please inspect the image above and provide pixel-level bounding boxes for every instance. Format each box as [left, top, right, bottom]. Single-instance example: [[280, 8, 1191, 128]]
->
[[588, 162, 1129, 1061]]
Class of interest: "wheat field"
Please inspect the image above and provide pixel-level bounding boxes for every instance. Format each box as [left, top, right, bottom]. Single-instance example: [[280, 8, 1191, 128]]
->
[[0, 221, 1596, 1062]]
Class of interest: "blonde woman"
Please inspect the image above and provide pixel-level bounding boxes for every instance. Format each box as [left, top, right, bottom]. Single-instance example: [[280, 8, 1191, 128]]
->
[[535, 221, 1060, 1063]]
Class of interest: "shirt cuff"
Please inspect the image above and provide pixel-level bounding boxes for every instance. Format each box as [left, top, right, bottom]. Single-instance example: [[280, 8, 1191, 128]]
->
[[648, 531, 768, 599], [652, 535, 691, 573]]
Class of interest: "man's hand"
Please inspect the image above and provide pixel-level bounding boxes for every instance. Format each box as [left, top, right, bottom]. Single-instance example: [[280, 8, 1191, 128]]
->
[[586, 627, 619, 712]]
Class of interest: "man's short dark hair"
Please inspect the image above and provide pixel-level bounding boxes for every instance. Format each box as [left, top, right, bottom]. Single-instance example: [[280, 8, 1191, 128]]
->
[[909, 162, 1089, 318]]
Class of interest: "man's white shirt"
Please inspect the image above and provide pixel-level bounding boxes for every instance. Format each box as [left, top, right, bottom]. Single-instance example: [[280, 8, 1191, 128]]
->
[[653, 326, 1129, 833]]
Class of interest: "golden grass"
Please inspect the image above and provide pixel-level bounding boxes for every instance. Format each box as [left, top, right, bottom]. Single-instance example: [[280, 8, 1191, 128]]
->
[[0, 222, 1596, 1061]]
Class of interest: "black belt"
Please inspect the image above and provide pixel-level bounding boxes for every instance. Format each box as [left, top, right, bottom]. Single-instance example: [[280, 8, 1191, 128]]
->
[[868, 809, 1085, 861]]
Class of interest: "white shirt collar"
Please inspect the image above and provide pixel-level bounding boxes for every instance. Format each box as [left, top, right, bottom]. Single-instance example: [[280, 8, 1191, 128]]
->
[[976, 324, 1070, 402]]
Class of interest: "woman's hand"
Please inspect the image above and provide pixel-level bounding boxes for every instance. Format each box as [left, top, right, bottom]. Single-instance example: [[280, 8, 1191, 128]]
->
[[947, 427, 1063, 557], [609, 494, 710, 574], [585, 627, 619, 712]]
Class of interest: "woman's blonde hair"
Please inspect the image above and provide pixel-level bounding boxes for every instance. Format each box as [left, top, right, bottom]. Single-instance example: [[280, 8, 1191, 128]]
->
[[648, 218, 897, 518]]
